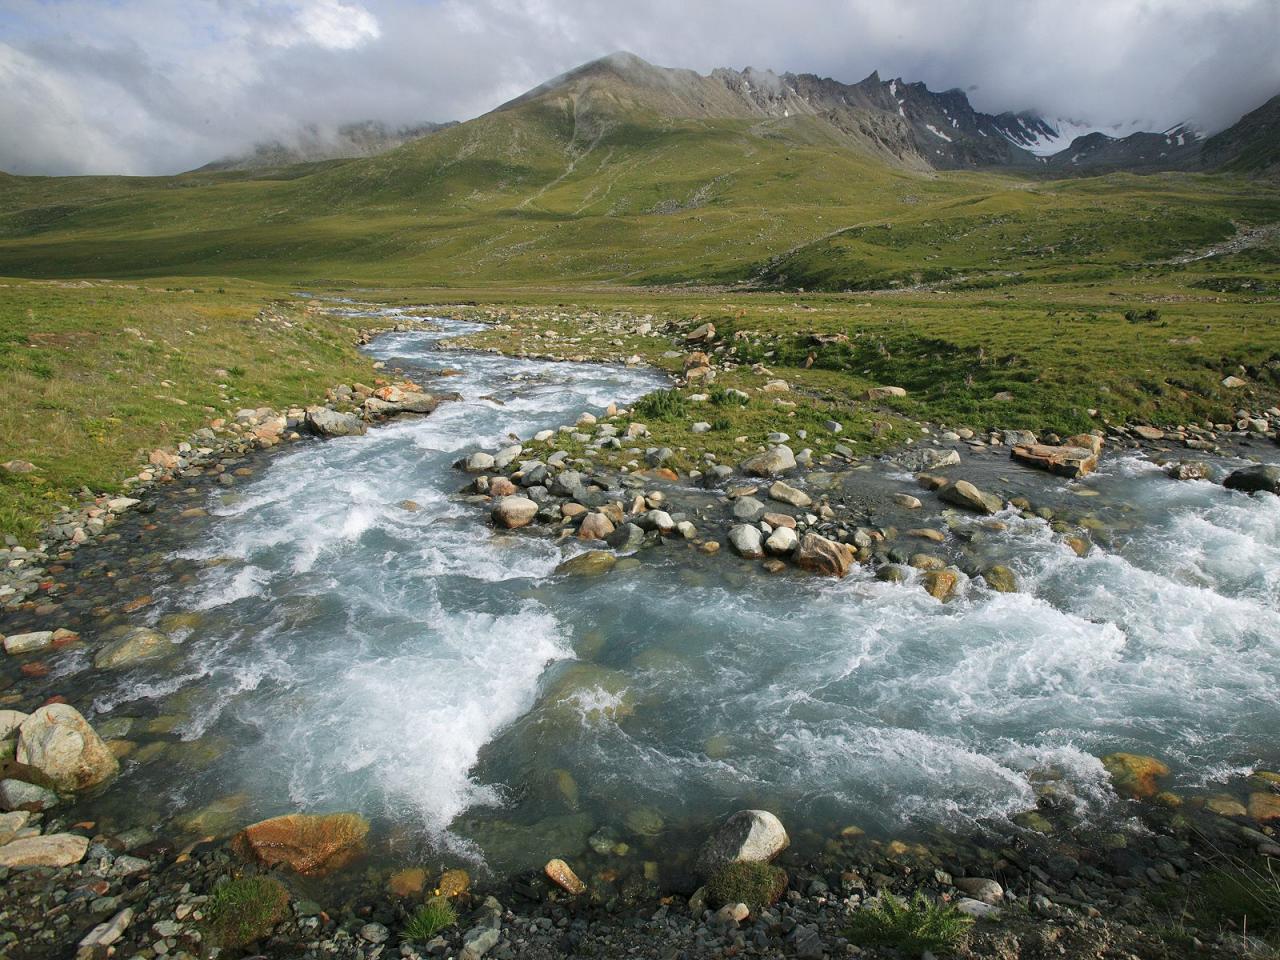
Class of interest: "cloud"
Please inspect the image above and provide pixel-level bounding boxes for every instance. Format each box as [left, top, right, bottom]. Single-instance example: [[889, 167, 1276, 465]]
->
[[1, 0, 1276, 175]]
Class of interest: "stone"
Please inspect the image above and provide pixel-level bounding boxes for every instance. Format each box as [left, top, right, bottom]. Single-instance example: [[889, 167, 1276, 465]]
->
[[731, 496, 765, 522], [1206, 795, 1247, 817], [577, 513, 615, 541], [0, 832, 89, 868], [360, 923, 390, 944], [464, 452, 495, 472], [3, 631, 53, 655], [983, 565, 1018, 593], [1011, 442, 1099, 479], [955, 897, 1001, 919], [461, 925, 500, 960], [544, 858, 586, 894], [1224, 464, 1280, 495], [93, 627, 177, 670], [234, 813, 369, 877], [922, 569, 960, 600], [954, 877, 1003, 904], [0, 710, 27, 740], [763, 526, 796, 556], [939, 480, 1003, 514], [793, 533, 854, 578], [1132, 425, 1165, 441], [555, 551, 616, 577], [1248, 792, 1280, 822], [1102, 753, 1170, 799], [0, 459, 36, 474], [605, 522, 645, 551], [894, 448, 961, 472], [1002, 429, 1039, 447], [768, 481, 811, 508], [686, 322, 716, 343], [492, 496, 539, 529], [0, 779, 59, 811], [1222, 375, 1248, 388], [728, 525, 764, 559], [695, 809, 789, 876], [761, 512, 796, 529], [861, 386, 907, 401], [892, 494, 922, 509], [740, 445, 796, 477], [17, 704, 119, 793], [637, 509, 675, 533], [305, 408, 366, 437], [78, 908, 134, 950]]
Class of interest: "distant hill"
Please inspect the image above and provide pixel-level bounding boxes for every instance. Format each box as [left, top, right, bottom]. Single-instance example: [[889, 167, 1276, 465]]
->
[[195, 120, 457, 172], [1201, 93, 1280, 177]]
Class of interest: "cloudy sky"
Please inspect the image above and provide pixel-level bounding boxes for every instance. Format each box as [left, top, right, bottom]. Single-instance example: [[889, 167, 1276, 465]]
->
[[2, 0, 1277, 176]]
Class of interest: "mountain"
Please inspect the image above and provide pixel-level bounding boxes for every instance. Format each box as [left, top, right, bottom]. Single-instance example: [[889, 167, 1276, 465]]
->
[[196, 120, 457, 172], [1201, 93, 1280, 177]]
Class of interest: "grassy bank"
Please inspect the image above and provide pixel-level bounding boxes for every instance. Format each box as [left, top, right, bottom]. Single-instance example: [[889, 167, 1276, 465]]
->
[[0, 278, 374, 543]]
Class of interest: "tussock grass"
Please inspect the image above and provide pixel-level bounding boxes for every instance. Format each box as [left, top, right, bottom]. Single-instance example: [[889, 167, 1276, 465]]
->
[[205, 875, 290, 949], [846, 892, 973, 954]]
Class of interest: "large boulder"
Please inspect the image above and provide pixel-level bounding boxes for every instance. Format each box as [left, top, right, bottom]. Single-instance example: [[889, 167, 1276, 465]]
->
[[768, 481, 811, 508], [740, 446, 796, 477], [233, 812, 370, 876], [728, 525, 764, 559], [893, 448, 961, 472], [1102, 752, 1169, 800], [492, 497, 539, 529], [93, 627, 177, 670], [793, 533, 854, 578], [939, 480, 1004, 515], [1011, 442, 1099, 479], [555, 551, 616, 577], [305, 408, 367, 437], [695, 810, 790, 876], [1224, 464, 1280, 495], [0, 833, 89, 869], [16, 704, 119, 793], [577, 512, 615, 541]]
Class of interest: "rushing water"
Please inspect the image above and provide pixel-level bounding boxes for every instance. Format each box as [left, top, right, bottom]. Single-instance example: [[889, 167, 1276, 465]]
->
[[35, 307, 1280, 883]]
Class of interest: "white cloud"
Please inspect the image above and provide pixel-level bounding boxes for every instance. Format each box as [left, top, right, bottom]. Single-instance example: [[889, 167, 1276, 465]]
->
[[1, 0, 1276, 175]]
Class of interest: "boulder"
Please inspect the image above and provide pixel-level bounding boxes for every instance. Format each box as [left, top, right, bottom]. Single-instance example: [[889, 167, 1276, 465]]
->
[[728, 525, 764, 559], [233, 812, 370, 876], [793, 533, 854, 578], [0, 833, 89, 869], [922, 569, 960, 600], [861, 386, 907, 401], [893, 448, 961, 472], [1011, 443, 1098, 479], [464, 452, 495, 473], [954, 877, 1003, 904], [605, 523, 646, 551], [1248, 792, 1280, 822], [1131, 425, 1165, 441], [93, 627, 177, 670], [740, 446, 796, 477], [17, 704, 119, 793], [492, 497, 539, 529], [685, 322, 716, 343], [764, 526, 798, 556], [982, 565, 1018, 593], [939, 480, 1003, 515], [577, 513, 615, 541], [1224, 464, 1280, 495], [1102, 753, 1169, 799], [731, 497, 765, 522], [1165, 461, 1212, 481], [768, 481, 811, 508], [555, 551, 616, 577], [1002, 429, 1038, 447], [0, 778, 59, 812], [695, 810, 789, 876], [305, 408, 367, 437]]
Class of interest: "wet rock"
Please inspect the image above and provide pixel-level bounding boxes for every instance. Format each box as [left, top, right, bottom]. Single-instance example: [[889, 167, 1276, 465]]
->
[[464, 452, 496, 472], [876, 564, 909, 584], [388, 867, 428, 897], [78, 907, 134, 951], [982, 565, 1018, 593], [439, 868, 471, 898], [768, 481, 811, 508], [544, 858, 586, 895], [305, 408, 366, 437], [893, 493, 923, 509], [1248, 792, 1280, 822], [93, 627, 177, 670], [492, 497, 539, 529], [0, 833, 89, 868], [1102, 753, 1170, 799], [793, 533, 853, 578], [894, 448, 960, 472], [740, 445, 796, 477], [0, 779, 59, 811], [922, 569, 960, 600], [605, 522, 645, 551], [1224, 464, 1280, 495], [732, 496, 765, 522], [1165, 461, 1212, 481], [577, 513, 615, 541], [233, 812, 370, 876], [765, 526, 798, 556], [1011, 442, 1099, 479], [939, 480, 1003, 515], [3, 631, 53, 655], [636, 509, 675, 534], [17, 704, 119, 793], [555, 551, 616, 577], [696, 810, 790, 876], [728, 525, 764, 559]]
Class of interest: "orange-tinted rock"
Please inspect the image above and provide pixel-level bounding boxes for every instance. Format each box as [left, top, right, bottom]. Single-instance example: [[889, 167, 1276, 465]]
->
[[437, 868, 471, 898], [793, 533, 854, 578], [1102, 753, 1170, 799], [545, 858, 586, 895], [1011, 443, 1098, 479], [387, 867, 427, 897], [233, 812, 370, 876], [1248, 791, 1280, 822], [489, 477, 518, 498]]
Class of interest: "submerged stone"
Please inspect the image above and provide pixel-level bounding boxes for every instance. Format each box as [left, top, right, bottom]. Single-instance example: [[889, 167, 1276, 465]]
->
[[233, 812, 370, 876]]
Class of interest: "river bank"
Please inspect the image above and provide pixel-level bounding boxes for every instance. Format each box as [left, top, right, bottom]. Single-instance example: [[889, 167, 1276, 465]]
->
[[0, 301, 1278, 958]]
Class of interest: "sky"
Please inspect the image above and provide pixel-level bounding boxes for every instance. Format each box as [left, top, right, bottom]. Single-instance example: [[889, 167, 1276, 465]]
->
[[1, 0, 1277, 176]]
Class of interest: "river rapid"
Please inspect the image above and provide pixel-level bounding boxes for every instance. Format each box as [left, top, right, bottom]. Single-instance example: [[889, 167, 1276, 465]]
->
[[21, 306, 1280, 892]]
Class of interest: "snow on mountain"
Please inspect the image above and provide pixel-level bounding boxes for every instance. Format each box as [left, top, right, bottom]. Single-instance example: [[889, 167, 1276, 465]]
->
[[997, 116, 1201, 157]]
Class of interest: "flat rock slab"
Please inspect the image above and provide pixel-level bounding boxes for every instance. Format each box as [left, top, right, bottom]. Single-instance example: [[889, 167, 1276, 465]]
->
[[1011, 443, 1099, 479], [0, 832, 89, 868]]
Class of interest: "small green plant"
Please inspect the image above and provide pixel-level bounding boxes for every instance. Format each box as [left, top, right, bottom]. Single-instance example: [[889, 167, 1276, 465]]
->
[[708, 386, 749, 407], [630, 388, 688, 420], [205, 875, 290, 949], [1124, 308, 1161, 323], [846, 892, 973, 954], [402, 897, 458, 943], [705, 860, 788, 913]]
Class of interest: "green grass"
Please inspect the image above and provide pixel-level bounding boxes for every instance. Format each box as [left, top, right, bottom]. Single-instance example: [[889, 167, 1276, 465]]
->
[[205, 875, 290, 949], [846, 892, 974, 954], [705, 861, 788, 913], [402, 898, 457, 943]]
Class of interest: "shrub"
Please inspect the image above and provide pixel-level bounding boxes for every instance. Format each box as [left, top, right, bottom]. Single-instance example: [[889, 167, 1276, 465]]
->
[[630, 389, 688, 420], [705, 861, 788, 913], [402, 898, 458, 943], [708, 387, 749, 407], [846, 892, 973, 954], [1124, 308, 1161, 323], [205, 875, 290, 949]]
